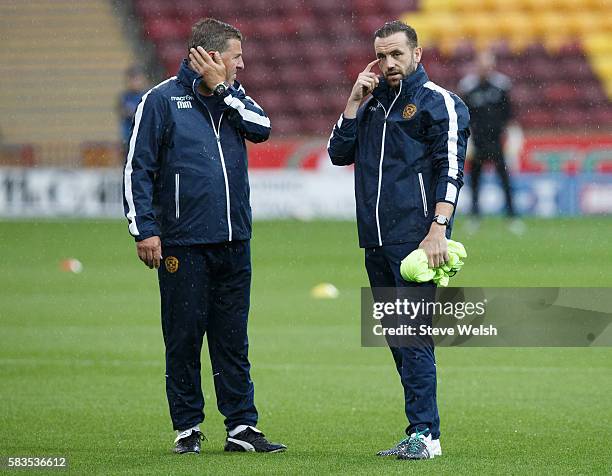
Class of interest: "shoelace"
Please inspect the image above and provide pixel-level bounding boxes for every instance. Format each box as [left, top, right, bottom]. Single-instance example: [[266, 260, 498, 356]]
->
[[406, 429, 429, 454], [396, 436, 411, 449], [177, 431, 206, 444]]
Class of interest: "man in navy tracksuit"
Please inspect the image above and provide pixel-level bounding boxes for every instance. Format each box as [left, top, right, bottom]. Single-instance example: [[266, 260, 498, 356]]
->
[[328, 21, 470, 460], [123, 18, 285, 455]]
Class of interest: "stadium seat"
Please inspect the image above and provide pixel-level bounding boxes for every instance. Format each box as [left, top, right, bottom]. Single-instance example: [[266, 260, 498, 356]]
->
[[544, 82, 581, 103], [129, 0, 612, 135], [133, 0, 178, 21], [519, 109, 555, 128], [512, 84, 544, 106], [145, 18, 189, 43]]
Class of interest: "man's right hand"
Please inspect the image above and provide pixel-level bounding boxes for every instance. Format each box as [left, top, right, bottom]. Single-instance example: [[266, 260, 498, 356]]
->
[[136, 236, 162, 269], [344, 59, 380, 118], [189, 46, 228, 92]]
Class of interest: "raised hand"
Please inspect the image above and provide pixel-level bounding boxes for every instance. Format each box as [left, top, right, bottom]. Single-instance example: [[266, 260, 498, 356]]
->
[[348, 59, 380, 103], [189, 46, 227, 91]]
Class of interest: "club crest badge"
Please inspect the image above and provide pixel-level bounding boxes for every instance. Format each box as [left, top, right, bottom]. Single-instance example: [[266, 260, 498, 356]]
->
[[165, 256, 179, 273], [402, 103, 417, 120]]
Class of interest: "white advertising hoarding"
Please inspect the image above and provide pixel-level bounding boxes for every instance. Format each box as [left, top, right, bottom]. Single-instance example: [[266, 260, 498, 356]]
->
[[0, 167, 610, 219], [0, 168, 356, 219]]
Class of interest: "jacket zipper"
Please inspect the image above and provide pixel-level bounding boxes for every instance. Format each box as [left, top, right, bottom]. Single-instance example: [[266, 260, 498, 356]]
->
[[192, 80, 232, 242], [418, 172, 428, 217], [374, 81, 403, 247], [206, 110, 232, 242], [175, 173, 180, 219]]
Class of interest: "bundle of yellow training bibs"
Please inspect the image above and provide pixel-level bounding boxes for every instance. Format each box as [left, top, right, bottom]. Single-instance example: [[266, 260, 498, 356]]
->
[[400, 240, 467, 287]]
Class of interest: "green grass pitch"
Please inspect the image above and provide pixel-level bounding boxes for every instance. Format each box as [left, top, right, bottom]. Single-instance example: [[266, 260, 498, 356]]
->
[[1, 218, 611, 474]]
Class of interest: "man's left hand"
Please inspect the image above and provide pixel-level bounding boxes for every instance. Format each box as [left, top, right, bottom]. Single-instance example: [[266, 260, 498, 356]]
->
[[189, 46, 227, 91], [419, 224, 448, 268]]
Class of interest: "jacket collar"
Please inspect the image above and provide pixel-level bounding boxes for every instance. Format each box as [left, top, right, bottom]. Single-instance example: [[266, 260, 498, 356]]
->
[[178, 59, 200, 92], [372, 63, 429, 101], [177, 59, 241, 96]]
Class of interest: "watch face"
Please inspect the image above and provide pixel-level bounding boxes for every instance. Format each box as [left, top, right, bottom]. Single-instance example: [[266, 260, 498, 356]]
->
[[214, 84, 227, 95]]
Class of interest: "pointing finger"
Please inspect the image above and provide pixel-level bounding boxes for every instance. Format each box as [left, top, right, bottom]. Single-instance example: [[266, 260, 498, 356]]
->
[[363, 59, 380, 73]]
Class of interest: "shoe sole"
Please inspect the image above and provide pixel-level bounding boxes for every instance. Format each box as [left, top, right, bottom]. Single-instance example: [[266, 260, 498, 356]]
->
[[378, 440, 441, 458], [224, 448, 287, 453], [224, 440, 287, 453], [397, 450, 440, 460]]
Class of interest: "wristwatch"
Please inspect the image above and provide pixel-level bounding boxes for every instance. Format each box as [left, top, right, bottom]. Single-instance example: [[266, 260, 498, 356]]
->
[[213, 82, 230, 97], [432, 214, 450, 226]]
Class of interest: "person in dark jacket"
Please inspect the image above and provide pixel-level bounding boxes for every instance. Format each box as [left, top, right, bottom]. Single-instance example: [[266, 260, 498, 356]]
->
[[328, 21, 470, 460], [117, 65, 147, 157], [458, 50, 524, 233], [123, 18, 285, 455]]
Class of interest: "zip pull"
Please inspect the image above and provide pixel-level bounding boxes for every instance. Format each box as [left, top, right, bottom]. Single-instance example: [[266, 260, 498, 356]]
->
[[418, 172, 428, 218], [175, 173, 180, 220]]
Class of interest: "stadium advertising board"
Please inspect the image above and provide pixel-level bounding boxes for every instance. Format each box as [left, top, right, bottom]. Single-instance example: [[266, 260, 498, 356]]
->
[[0, 136, 611, 218]]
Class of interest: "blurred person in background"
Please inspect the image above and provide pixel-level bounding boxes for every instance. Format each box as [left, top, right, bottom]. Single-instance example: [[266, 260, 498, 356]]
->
[[122, 18, 285, 456], [328, 20, 470, 460], [458, 50, 525, 235], [118, 65, 148, 156]]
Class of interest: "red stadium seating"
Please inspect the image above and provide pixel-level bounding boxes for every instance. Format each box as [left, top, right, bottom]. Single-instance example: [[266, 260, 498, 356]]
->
[[132, 1, 611, 135]]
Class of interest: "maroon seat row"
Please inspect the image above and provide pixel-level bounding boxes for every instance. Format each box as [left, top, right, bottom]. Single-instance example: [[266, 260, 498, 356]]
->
[[133, 0, 612, 134]]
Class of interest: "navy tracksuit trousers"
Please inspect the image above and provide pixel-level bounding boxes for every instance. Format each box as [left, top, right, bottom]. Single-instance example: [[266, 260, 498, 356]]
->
[[158, 240, 258, 432], [365, 242, 440, 439]]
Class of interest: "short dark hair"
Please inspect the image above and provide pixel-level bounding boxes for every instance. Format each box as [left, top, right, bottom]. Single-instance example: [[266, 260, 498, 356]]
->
[[374, 21, 418, 49], [188, 18, 242, 54]]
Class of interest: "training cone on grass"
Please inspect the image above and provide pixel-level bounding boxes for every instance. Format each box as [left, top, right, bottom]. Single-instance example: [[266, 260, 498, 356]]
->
[[59, 258, 83, 274], [310, 283, 339, 299]]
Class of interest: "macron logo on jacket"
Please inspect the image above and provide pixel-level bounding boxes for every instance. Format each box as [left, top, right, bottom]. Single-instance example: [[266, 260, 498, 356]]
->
[[171, 95, 194, 109]]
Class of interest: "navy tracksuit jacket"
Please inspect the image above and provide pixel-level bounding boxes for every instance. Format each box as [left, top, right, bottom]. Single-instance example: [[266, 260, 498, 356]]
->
[[328, 64, 470, 439], [123, 60, 270, 431]]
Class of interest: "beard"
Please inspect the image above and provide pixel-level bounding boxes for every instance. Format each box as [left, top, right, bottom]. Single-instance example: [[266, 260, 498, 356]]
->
[[385, 59, 418, 86]]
